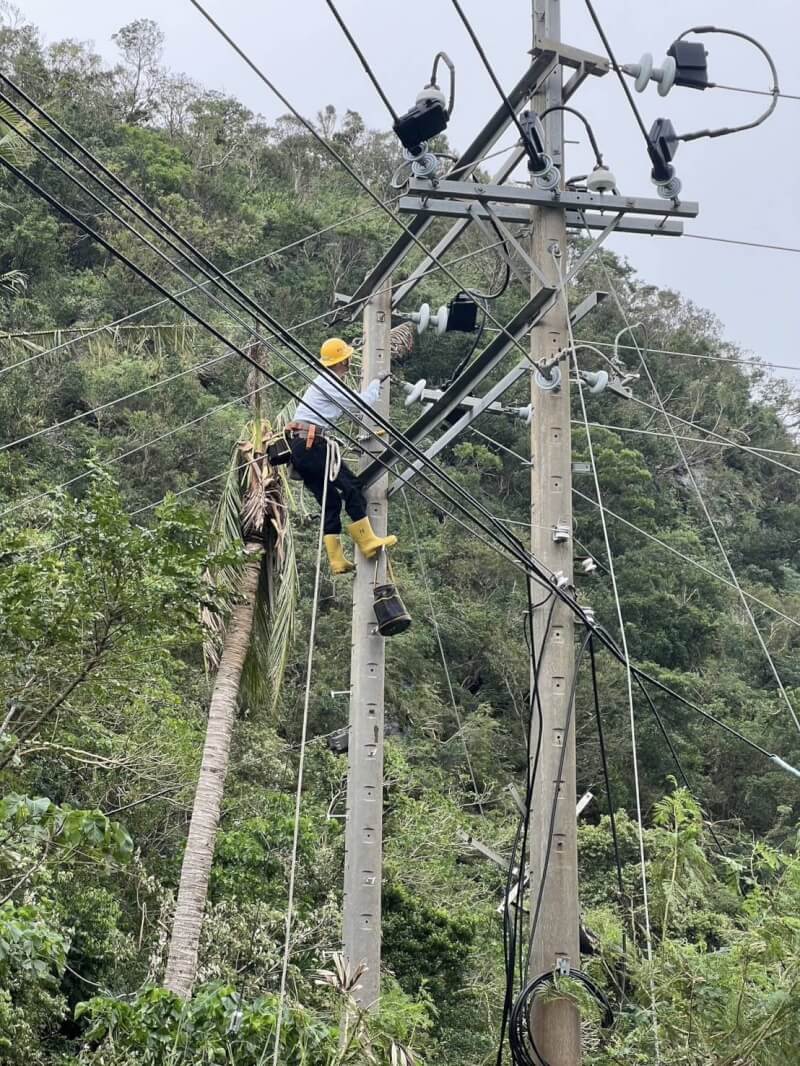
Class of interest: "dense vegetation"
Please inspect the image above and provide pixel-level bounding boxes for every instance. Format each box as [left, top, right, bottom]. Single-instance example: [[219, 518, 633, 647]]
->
[[1, 8, 799, 1064]]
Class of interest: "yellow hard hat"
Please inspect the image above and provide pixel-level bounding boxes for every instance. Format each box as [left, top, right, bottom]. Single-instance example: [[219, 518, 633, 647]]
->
[[320, 337, 354, 367]]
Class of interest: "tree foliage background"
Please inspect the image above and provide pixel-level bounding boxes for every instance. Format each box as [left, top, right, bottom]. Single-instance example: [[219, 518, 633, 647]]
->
[[0, 7, 799, 1064]]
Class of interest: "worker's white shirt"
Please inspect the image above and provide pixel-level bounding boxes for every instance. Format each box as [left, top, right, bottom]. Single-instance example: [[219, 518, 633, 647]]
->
[[293, 373, 381, 429]]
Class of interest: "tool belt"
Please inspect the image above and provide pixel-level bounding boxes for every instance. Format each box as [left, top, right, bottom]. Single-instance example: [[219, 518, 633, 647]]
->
[[285, 421, 331, 449]]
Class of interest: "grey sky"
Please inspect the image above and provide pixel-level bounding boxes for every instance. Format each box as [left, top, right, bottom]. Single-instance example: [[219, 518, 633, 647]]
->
[[17, 0, 800, 378]]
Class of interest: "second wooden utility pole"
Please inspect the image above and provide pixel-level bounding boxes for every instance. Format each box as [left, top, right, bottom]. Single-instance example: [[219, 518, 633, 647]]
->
[[342, 284, 392, 1009], [529, 0, 581, 1061]]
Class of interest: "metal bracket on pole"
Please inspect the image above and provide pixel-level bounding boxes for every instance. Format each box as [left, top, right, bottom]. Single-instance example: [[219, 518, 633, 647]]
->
[[362, 289, 555, 489], [398, 196, 687, 236], [466, 203, 531, 287], [335, 53, 558, 323], [478, 200, 552, 288], [387, 292, 609, 494]]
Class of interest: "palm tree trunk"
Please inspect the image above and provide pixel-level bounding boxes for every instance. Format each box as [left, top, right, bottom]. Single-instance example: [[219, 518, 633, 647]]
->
[[164, 543, 263, 998]]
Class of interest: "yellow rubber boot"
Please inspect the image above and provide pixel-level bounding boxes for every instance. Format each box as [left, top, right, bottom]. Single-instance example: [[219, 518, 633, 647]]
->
[[324, 535, 355, 576], [347, 517, 398, 559]]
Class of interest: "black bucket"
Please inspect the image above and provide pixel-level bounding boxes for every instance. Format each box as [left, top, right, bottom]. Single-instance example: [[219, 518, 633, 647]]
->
[[373, 583, 412, 637], [266, 433, 292, 467]]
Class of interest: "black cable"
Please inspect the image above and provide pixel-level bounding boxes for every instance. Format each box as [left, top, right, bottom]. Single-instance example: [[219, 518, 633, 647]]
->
[[540, 105, 604, 165], [430, 51, 456, 115], [448, 0, 529, 144], [582, 0, 651, 146], [588, 638, 628, 1001], [632, 672, 726, 856], [187, 0, 539, 372], [2, 85, 790, 780], [677, 27, 780, 142], [323, 0, 399, 123], [497, 592, 557, 1066], [442, 306, 486, 388], [509, 966, 613, 1066], [0, 90, 558, 592]]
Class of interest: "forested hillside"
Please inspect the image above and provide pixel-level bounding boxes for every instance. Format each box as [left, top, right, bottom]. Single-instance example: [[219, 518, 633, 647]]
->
[[1, 9, 799, 1065]]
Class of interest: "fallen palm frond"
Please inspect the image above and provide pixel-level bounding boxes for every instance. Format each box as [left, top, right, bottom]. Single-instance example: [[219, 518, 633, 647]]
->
[[201, 422, 298, 711], [0, 100, 34, 166]]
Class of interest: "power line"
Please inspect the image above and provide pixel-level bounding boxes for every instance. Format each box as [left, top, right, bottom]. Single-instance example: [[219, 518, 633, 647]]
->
[[559, 255, 661, 1062], [448, 0, 529, 145], [582, 0, 651, 146], [187, 0, 544, 372], [573, 488, 800, 631], [323, 0, 398, 122], [712, 82, 800, 102], [579, 420, 800, 461], [628, 394, 800, 479], [684, 233, 800, 255], [585, 338, 800, 376], [584, 218, 800, 737]]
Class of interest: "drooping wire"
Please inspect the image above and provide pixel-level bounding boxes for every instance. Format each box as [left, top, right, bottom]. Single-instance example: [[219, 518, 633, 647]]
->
[[430, 51, 456, 114], [580, 214, 800, 738], [402, 489, 484, 811], [557, 247, 662, 1063], [676, 27, 780, 142], [270, 441, 332, 1065], [540, 105, 604, 166]]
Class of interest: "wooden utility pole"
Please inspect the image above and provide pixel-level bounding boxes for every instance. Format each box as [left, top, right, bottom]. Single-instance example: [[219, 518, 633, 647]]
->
[[529, 0, 581, 1061], [342, 284, 391, 1009]]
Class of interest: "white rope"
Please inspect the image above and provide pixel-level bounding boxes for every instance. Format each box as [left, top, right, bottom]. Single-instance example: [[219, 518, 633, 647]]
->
[[268, 442, 330, 1066], [554, 247, 662, 1064], [402, 489, 483, 811], [583, 222, 800, 737]]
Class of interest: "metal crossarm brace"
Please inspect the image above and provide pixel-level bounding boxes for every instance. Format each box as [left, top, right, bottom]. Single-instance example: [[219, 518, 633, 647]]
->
[[405, 177, 700, 218], [398, 197, 687, 236], [387, 293, 608, 494], [391, 147, 528, 308], [360, 289, 555, 488], [338, 52, 558, 322]]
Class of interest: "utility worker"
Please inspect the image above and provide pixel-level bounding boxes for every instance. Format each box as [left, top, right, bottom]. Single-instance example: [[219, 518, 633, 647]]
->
[[287, 337, 398, 575]]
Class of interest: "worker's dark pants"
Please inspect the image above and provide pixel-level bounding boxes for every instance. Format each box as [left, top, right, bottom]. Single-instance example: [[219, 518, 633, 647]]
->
[[290, 436, 367, 536]]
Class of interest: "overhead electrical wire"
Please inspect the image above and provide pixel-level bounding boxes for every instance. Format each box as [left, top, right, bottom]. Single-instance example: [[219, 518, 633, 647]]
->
[[585, 338, 800, 376], [579, 421, 800, 461], [582, 0, 652, 147], [0, 152, 555, 590], [572, 489, 800, 631], [558, 252, 662, 1064], [447, 0, 530, 146], [0, 141, 520, 381], [0, 89, 556, 589], [582, 225, 800, 737], [186, 0, 547, 372], [5, 61, 798, 792], [322, 0, 399, 123], [684, 233, 800, 255]]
